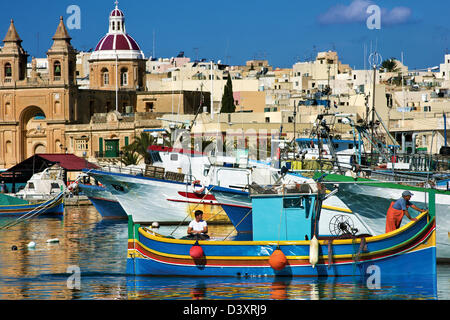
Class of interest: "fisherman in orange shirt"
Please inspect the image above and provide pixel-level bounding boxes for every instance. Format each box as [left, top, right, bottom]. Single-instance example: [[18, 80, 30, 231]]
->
[[386, 191, 425, 233]]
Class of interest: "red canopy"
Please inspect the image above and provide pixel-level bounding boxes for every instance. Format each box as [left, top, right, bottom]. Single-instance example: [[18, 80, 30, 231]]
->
[[36, 154, 99, 171]]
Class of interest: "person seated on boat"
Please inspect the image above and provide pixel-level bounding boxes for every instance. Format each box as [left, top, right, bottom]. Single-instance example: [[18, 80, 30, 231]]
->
[[187, 210, 210, 240], [386, 191, 426, 233]]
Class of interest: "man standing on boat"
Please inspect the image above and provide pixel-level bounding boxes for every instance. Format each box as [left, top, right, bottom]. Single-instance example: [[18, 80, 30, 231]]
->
[[386, 191, 426, 233], [187, 210, 209, 240], [0, 181, 8, 194]]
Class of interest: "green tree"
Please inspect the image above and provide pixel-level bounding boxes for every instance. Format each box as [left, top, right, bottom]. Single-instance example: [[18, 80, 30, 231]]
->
[[220, 76, 236, 113], [380, 58, 400, 73], [123, 132, 155, 164], [121, 150, 140, 166]]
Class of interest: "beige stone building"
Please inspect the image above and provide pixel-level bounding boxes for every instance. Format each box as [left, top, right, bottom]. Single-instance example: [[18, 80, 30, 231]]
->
[[0, 4, 159, 169]]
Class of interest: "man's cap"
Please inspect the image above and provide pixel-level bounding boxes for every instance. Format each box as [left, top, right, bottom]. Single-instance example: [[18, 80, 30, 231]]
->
[[402, 191, 414, 197]]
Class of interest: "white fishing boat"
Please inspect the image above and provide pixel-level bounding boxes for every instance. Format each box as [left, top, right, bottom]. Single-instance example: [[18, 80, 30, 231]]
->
[[15, 167, 67, 202], [86, 152, 278, 224], [85, 146, 368, 237]]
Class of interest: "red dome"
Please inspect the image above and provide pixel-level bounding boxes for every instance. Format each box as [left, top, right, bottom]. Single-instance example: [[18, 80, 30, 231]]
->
[[110, 8, 124, 17], [95, 34, 141, 51]]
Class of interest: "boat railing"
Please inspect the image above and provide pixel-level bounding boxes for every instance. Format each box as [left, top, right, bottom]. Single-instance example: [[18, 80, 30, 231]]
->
[[358, 152, 450, 171], [248, 182, 323, 197], [97, 164, 193, 184]]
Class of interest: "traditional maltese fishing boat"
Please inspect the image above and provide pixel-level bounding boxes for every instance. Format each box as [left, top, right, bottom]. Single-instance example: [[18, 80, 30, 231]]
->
[[126, 183, 436, 278], [0, 192, 64, 217]]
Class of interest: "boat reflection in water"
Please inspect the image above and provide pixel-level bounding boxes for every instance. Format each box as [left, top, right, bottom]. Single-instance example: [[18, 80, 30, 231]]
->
[[126, 274, 437, 300], [0, 205, 441, 300]]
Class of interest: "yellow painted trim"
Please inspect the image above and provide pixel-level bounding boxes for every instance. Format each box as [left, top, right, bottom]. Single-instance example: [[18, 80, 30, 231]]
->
[[132, 225, 434, 262], [138, 211, 429, 247], [322, 205, 352, 213]]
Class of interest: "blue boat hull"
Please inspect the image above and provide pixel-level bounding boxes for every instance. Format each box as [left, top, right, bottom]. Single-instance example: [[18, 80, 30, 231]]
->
[[0, 193, 64, 217], [90, 197, 127, 219], [78, 184, 127, 219]]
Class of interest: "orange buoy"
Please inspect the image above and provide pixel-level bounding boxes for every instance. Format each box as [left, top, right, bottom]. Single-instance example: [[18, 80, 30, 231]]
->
[[190, 242, 204, 259], [269, 249, 287, 271]]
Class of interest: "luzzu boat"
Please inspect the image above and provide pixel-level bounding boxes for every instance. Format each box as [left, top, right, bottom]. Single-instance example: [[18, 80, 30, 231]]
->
[[126, 184, 436, 278], [0, 192, 64, 217]]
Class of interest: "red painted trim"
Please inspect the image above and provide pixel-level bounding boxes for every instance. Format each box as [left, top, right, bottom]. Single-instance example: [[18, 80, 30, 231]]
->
[[177, 191, 216, 201], [166, 199, 220, 206]]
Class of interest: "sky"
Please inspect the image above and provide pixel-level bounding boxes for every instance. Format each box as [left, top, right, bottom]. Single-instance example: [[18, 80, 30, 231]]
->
[[1, 0, 449, 70]]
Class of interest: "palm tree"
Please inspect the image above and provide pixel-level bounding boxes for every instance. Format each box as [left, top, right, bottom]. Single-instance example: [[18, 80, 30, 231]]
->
[[381, 58, 399, 73], [123, 132, 155, 164], [121, 150, 140, 166]]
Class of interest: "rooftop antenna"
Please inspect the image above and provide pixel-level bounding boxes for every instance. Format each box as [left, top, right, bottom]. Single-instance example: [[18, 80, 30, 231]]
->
[[193, 47, 199, 62]]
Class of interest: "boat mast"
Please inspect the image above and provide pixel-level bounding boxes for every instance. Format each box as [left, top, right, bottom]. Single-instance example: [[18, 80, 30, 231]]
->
[[369, 51, 381, 167]]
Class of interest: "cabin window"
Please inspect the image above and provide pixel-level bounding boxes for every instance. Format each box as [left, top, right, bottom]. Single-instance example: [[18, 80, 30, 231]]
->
[[348, 144, 354, 149], [170, 154, 178, 161], [283, 197, 303, 209], [51, 183, 60, 189], [28, 182, 35, 190]]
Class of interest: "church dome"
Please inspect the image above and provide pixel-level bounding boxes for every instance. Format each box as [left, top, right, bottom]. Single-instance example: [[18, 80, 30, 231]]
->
[[90, 2, 145, 61], [110, 8, 124, 17]]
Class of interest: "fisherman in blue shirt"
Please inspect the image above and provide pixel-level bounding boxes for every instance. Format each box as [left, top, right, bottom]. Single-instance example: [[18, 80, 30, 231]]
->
[[386, 191, 425, 232]]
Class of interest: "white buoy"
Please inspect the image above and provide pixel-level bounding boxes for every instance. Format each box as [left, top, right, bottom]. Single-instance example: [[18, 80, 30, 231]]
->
[[46, 238, 60, 244], [27, 241, 36, 249], [151, 222, 160, 229], [309, 235, 319, 269]]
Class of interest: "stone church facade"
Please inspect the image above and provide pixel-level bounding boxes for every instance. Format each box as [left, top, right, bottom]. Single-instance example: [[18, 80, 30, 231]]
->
[[0, 4, 155, 169]]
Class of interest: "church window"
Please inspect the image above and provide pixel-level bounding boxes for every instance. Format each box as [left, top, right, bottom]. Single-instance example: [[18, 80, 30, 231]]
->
[[4, 63, 12, 79], [102, 68, 109, 86], [75, 138, 89, 151], [121, 68, 128, 86]]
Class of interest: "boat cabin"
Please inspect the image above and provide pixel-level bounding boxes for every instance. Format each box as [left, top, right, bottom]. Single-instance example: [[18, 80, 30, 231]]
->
[[250, 183, 322, 241]]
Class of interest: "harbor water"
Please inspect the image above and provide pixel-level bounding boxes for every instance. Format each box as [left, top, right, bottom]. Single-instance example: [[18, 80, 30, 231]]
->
[[0, 205, 448, 300]]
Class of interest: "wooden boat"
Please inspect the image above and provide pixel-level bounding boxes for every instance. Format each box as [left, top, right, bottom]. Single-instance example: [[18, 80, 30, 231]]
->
[[126, 183, 436, 277], [0, 192, 64, 217]]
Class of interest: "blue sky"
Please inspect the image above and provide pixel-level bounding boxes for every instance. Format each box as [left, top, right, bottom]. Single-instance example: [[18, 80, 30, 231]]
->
[[1, 0, 449, 70]]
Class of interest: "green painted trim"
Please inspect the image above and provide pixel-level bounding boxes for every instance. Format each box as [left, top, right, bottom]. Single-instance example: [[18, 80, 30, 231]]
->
[[428, 190, 436, 219], [315, 173, 450, 195]]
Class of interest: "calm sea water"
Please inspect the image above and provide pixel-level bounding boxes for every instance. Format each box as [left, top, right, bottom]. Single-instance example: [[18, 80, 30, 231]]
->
[[0, 205, 448, 300]]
